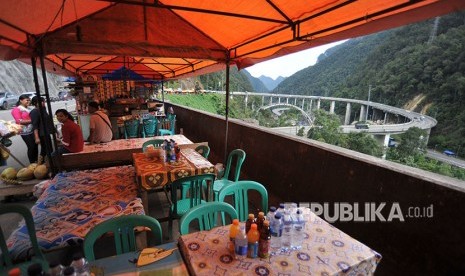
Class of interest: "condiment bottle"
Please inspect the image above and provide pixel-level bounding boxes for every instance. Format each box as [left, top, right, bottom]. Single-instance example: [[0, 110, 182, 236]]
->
[[247, 223, 260, 258], [229, 219, 240, 254], [245, 213, 255, 234], [259, 220, 271, 258]]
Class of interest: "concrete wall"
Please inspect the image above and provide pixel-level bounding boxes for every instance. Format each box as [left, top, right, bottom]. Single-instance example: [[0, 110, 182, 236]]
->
[[170, 103, 465, 275]]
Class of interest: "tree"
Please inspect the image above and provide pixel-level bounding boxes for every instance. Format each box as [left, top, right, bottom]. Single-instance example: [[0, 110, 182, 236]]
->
[[297, 127, 305, 137], [345, 132, 383, 157], [307, 110, 344, 145], [396, 127, 428, 159]]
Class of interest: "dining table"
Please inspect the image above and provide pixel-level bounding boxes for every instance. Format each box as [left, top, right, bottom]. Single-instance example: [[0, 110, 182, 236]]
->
[[89, 242, 188, 276], [178, 208, 382, 275], [133, 148, 216, 214]]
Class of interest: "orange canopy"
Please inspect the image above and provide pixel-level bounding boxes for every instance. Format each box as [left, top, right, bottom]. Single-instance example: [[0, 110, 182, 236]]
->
[[1, 0, 464, 79]]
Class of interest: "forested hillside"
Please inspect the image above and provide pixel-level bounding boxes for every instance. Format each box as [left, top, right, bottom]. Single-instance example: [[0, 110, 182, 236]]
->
[[274, 11, 465, 155]]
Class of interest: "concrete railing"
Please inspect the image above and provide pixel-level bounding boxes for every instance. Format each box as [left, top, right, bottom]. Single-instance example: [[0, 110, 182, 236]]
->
[[170, 102, 465, 275]]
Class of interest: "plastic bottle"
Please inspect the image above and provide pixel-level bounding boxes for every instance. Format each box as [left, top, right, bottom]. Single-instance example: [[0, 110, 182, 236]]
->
[[270, 212, 283, 252], [49, 261, 65, 276], [229, 219, 240, 254], [245, 213, 255, 234], [70, 253, 90, 276], [258, 220, 271, 258], [63, 267, 76, 276], [234, 226, 248, 260], [8, 267, 21, 276], [281, 210, 293, 251], [266, 206, 276, 222], [291, 209, 306, 249], [247, 223, 260, 258], [256, 212, 265, 231], [277, 203, 285, 215]]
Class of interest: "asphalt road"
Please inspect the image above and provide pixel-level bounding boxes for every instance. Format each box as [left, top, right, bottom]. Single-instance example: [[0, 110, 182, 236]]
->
[[0, 100, 76, 170], [426, 150, 465, 169]]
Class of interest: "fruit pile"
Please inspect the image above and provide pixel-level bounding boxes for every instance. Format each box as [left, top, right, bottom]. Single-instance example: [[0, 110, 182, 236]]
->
[[1, 163, 48, 185]]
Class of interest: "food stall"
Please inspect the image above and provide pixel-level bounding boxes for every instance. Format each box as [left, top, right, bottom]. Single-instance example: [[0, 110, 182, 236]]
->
[[67, 68, 165, 139]]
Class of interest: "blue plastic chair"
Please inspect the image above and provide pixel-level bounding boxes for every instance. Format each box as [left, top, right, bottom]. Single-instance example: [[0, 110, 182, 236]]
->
[[218, 180, 268, 222], [211, 149, 246, 200], [141, 118, 158, 138], [83, 214, 162, 261], [158, 115, 176, 136], [179, 202, 238, 235], [169, 173, 216, 238], [124, 119, 140, 139], [0, 204, 49, 275]]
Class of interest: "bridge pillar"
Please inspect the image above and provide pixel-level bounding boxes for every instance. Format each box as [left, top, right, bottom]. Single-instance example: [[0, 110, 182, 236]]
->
[[330, 101, 335, 114], [269, 96, 273, 105], [373, 133, 391, 159], [262, 96, 264, 106], [344, 103, 351, 125], [278, 97, 281, 104], [309, 100, 313, 111], [286, 97, 289, 104], [384, 112, 388, 124], [245, 92, 248, 108], [301, 99, 305, 110], [317, 99, 321, 110], [294, 98, 297, 105], [359, 105, 366, 121]]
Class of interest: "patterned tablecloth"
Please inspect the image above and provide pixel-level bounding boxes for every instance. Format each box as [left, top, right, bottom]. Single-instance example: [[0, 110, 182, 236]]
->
[[6, 166, 144, 260], [66, 135, 192, 154], [178, 209, 382, 275], [133, 148, 216, 191]]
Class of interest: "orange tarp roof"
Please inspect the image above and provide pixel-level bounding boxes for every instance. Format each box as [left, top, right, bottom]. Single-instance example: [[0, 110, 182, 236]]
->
[[1, 0, 465, 79]]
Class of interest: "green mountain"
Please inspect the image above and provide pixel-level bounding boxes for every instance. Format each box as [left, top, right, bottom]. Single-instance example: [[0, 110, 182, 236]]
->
[[274, 11, 465, 155]]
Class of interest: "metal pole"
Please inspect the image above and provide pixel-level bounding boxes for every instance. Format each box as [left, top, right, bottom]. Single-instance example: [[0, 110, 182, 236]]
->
[[30, 38, 57, 172], [224, 54, 230, 162], [365, 84, 371, 122]]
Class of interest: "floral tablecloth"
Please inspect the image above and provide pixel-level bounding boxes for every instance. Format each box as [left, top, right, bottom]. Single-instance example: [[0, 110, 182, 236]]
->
[[133, 148, 215, 191], [178, 209, 382, 275], [6, 166, 144, 260], [66, 135, 192, 154]]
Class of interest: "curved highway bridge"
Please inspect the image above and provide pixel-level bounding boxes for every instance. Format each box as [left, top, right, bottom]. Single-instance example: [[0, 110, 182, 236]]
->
[[218, 91, 437, 147]]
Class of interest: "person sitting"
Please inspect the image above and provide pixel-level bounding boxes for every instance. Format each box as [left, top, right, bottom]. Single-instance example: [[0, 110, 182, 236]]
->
[[87, 101, 112, 144], [54, 109, 84, 154]]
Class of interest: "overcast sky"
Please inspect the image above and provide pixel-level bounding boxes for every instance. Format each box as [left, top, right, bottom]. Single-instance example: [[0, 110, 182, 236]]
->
[[246, 40, 347, 80]]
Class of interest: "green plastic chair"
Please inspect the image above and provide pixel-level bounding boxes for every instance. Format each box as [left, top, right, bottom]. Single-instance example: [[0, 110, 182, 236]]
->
[[158, 115, 176, 136], [124, 119, 140, 139], [179, 202, 238, 235], [211, 149, 246, 200], [169, 173, 216, 238], [218, 180, 268, 222], [195, 145, 210, 159], [142, 139, 165, 152], [0, 204, 48, 275], [141, 118, 158, 138], [83, 214, 162, 261], [179, 145, 211, 198]]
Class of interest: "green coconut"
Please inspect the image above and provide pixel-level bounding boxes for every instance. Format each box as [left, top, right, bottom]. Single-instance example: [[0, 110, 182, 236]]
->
[[34, 164, 48, 180], [1, 167, 17, 180]]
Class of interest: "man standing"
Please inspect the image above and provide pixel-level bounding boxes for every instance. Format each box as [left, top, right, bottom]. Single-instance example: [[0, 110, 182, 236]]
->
[[88, 101, 113, 144]]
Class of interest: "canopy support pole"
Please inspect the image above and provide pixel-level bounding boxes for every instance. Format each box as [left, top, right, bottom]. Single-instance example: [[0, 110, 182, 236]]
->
[[31, 39, 57, 174], [224, 54, 230, 162]]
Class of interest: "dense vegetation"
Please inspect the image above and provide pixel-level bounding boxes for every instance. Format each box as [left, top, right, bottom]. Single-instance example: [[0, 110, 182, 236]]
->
[[274, 11, 465, 157]]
